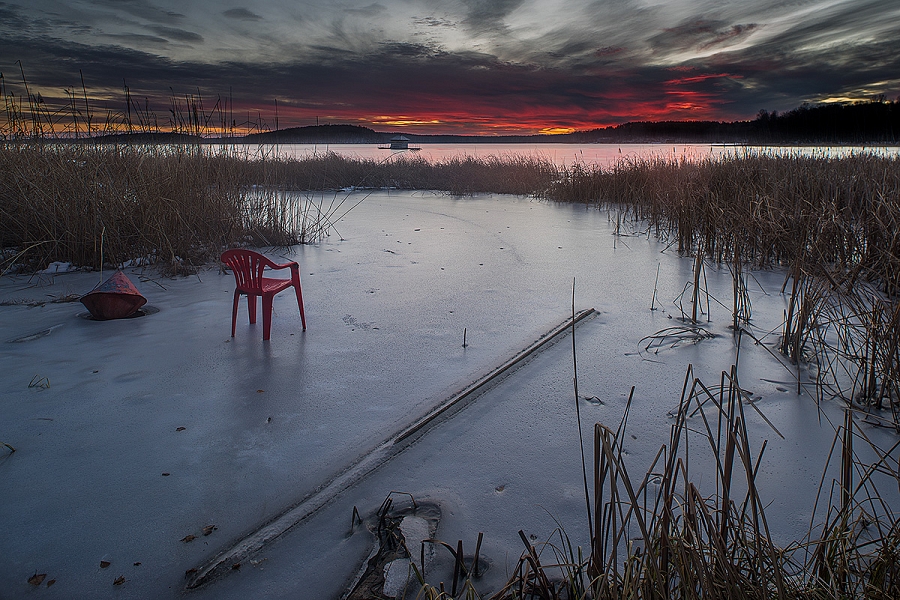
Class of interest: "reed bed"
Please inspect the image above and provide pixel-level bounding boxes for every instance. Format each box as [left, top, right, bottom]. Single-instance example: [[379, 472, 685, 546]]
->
[[548, 153, 900, 427], [2, 143, 264, 274], [413, 365, 900, 599], [0, 142, 556, 274], [550, 153, 900, 286]]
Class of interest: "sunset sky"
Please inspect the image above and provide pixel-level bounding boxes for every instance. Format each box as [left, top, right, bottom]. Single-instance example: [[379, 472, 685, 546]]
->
[[1, 0, 899, 135]]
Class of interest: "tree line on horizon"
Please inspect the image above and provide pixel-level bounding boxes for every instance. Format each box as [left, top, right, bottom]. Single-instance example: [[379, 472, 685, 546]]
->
[[586, 98, 900, 144], [235, 99, 900, 145]]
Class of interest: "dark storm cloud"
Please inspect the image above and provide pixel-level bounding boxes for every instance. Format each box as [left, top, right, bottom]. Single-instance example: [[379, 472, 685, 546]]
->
[[1, 25, 626, 127], [87, 0, 185, 25], [649, 18, 759, 55], [546, 40, 597, 60], [460, 0, 525, 33], [701, 34, 900, 116], [596, 47, 624, 57], [413, 16, 455, 28], [0, 2, 26, 28], [145, 25, 203, 43], [0, 1, 67, 37], [2, 0, 899, 133], [222, 8, 262, 21], [699, 24, 758, 51], [378, 41, 441, 58], [345, 3, 387, 17], [105, 33, 171, 46], [687, 0, 900, 114], [651, 19, 727, 52], [1, 35, 181, 92]]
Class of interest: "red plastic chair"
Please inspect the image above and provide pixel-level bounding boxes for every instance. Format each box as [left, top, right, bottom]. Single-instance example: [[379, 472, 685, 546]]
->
[[221, 249, 306, 340]]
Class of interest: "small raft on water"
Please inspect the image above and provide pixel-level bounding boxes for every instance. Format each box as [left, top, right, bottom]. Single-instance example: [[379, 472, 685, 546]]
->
[[80, 271, 147, 320]]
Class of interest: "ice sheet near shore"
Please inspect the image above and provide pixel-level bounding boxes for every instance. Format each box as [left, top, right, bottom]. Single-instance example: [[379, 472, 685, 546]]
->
[[1, 191, 896, 599]]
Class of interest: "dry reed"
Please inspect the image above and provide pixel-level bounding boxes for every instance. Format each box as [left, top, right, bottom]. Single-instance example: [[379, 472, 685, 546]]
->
[[548, 152, 900, 427], [414, 365, 899, 599], [0, 141, 557, 274]]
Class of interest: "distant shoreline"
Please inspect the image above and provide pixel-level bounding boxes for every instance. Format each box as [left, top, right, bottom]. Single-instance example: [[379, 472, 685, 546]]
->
[[5, 98, 900, 146], [37, 130, 900, 147]]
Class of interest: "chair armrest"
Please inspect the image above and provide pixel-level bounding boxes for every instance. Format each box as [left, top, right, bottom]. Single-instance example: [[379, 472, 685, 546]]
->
[[262, 256, 299, 272], [265, 259, 301, 287]]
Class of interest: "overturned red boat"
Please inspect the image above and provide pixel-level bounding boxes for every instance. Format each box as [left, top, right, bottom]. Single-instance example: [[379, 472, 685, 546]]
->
[[80, 271, 147, 320]]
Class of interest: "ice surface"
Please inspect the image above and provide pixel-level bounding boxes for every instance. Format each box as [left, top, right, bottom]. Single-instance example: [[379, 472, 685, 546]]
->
[[381, 559, 411, 598], [1, 191, 896, 598]]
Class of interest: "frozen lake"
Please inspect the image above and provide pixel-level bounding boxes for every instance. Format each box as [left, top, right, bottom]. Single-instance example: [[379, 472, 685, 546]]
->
[[1, 191, 896, 598]]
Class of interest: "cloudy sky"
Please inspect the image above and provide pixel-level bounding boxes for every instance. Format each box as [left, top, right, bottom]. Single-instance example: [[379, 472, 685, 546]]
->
[[1, 0, 898, 135]]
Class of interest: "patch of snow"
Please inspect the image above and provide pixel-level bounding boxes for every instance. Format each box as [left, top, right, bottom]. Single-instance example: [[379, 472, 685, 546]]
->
[[40, 261, 74, 273], [382, 558, 412, 598]]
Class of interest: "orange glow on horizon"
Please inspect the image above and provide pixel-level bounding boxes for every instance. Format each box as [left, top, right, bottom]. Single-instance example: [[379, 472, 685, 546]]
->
[[2, 82, 742, 138], [539, 127, 577, 135], [371, 116, 443, 127]]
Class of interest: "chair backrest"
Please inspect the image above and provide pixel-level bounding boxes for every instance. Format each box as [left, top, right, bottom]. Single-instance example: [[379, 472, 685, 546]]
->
[[221, 249, 272, 293]]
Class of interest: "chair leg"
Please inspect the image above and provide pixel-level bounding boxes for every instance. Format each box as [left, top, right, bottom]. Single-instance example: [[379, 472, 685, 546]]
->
[[262, 294, 274, 341], [247, 294, 257, 324], [294, 284, 306, 331], [231, 290, 240, 337]]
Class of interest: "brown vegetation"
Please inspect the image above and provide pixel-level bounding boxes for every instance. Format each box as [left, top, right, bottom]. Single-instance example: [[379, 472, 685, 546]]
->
[[549, 153, 900, 429], [0, 143, 555, 275], [413, 365, 900, 599]]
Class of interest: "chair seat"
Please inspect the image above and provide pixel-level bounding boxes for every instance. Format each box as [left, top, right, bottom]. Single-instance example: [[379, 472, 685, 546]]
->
[[243, 277, 293, 295]]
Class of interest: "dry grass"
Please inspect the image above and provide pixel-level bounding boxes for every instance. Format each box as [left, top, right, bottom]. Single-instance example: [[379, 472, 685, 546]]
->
[[413, 365, 900, 599], [1, 143, 261, 274], [549, 153, 900, 287], [548, 152, 900, 427], [0, 142, 557, 274]]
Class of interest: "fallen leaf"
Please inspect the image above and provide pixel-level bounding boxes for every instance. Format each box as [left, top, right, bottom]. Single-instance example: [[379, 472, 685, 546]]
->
[[133, 562, 141, 566], [162, 473, 170, 476], [181, 534, 196, 543], [232, 562, 241, 570], [176, 427, 186, 432], [47, 579, 56, 587], [256, 389, 264, 393], [202, 525, 217, 536], [113, 575, 126, 586], [100, 560, 111, 568], [28, 573, 47, 586]]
